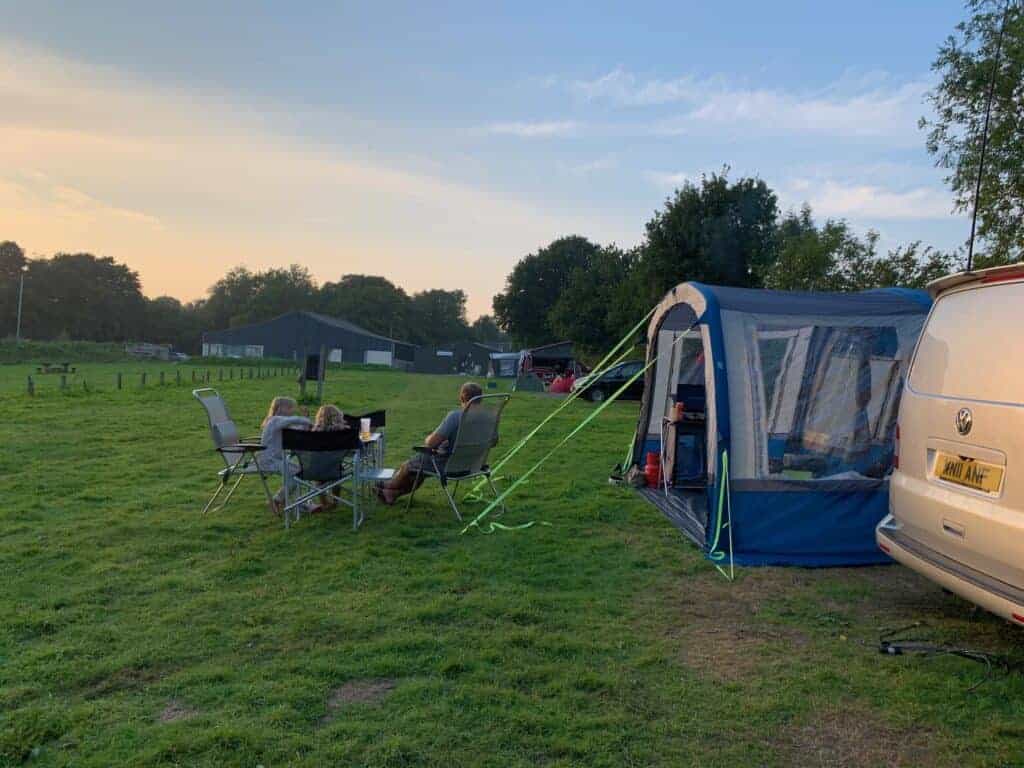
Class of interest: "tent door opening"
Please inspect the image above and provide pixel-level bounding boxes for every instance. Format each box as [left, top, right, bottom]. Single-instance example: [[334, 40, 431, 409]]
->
[[646, 327, 711, 542]]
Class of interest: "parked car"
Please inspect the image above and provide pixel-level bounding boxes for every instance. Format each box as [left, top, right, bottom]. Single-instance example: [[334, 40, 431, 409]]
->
[[572, 360, 645, 402], [877, 262, 1024, 625]]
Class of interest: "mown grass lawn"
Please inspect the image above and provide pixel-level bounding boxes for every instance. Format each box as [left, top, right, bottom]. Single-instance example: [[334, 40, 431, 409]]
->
[[2, 365, 1024, 767]]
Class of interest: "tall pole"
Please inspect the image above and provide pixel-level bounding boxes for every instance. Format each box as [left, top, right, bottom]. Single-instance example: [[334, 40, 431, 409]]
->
[[15, 269, 26, 344], [966, 1, 1012, 272]]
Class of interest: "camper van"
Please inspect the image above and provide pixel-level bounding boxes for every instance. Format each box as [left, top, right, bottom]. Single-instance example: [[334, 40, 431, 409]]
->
[[877, 263, 1024, 625]]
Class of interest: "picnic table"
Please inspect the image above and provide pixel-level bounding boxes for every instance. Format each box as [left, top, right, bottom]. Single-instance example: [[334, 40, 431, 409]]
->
[[36, 362, 77, 375]]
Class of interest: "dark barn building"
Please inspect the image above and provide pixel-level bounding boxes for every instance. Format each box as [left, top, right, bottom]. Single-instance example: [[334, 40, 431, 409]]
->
[[202, 311, 416, 368]]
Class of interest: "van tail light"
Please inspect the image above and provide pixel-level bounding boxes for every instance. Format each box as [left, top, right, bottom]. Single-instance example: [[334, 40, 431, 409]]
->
[[894, 424, 900, 470], [1012, 613, 1024, 625], [878, 542, 892, 554]]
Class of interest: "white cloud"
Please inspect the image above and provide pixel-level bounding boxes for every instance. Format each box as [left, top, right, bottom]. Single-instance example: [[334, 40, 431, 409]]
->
[[567, 155, 617, 176], [644, 170, 691, 188], [784, 178, 956, 221], [571, 67, 707, 106], [486, 120, 579, 138], [567, 67, 929, 141]]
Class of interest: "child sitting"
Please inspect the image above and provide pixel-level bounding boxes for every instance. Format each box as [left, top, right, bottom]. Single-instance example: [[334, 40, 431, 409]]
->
[[309, 404, 348, 513]]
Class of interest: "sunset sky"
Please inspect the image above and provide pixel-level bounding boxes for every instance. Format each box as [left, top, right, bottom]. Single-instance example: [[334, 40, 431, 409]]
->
[[1, 1, 969, 318]]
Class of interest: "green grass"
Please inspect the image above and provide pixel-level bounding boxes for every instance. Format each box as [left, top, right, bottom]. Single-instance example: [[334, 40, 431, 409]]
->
[[2, 368, 1024, 767]]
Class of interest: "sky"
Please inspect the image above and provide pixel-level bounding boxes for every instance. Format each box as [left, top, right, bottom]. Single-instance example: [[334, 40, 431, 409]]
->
[[0, 1, 972, 318]]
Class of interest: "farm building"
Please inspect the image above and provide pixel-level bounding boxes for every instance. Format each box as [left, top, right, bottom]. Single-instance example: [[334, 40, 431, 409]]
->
[[413, 341, 500, 375], [201, 311, 416, 367]]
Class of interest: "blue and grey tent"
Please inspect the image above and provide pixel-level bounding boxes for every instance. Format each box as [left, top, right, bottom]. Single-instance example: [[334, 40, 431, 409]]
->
[[632, 282, 931, 567]]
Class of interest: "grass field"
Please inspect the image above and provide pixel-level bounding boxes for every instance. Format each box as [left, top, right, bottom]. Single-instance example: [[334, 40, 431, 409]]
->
[[2, 365, 1024, 767]]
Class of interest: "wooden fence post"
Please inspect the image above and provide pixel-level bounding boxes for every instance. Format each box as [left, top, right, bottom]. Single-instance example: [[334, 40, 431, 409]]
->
[[60, 374, 67, 390], [316, 345, 327, 403], [176, 369, 181, 386], [160, 371, 165, 386], [117, 372, 123, 390], [27, 376, 34, 396], [141, 372, 147, 387]]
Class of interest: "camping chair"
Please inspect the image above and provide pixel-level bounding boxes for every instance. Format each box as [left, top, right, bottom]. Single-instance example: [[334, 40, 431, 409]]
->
[[193, 388, 273, 514], [405, 394, 510, 521], [281, 427, 363, 529]]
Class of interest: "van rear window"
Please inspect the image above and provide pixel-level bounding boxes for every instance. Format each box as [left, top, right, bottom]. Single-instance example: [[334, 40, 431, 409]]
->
[[909, 282, 1024, 403]]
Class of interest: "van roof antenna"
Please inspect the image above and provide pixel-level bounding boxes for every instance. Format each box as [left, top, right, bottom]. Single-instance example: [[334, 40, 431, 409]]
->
[[966, 1, 1013, 272]]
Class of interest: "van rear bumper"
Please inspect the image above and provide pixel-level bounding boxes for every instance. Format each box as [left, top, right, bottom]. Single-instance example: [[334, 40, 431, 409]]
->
[[876, 515, 1024, 627]]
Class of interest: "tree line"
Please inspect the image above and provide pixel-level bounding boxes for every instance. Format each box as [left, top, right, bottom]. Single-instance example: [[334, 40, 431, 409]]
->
[[0, 243, 507, 353], [492, 175, 964, 351]]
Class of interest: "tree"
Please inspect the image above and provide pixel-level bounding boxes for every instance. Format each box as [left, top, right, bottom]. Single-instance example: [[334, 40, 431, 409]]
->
[[0, 241, 26, 337], [548, 245, 639, 353], [923, 0, 1024, 263], [470, 315, 509, 346], [766, 206, 859, 291], [248, 265, 318, 322], [766, 205, 961, 291], [493, 235, 602, 346], [318, 275, 412, 340], [18, 253, 146, 341], [409, 289, 471, 345], [635, 170, 779, 307], [201, 266, 259, 330], [145, 296, 204, 352]]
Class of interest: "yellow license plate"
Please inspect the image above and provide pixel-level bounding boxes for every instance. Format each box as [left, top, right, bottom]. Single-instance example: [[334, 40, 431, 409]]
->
[[935, 452, 1004, 493]]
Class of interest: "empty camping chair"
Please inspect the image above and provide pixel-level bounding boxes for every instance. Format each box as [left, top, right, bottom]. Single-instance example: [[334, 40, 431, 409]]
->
[[405, 394, 510, 521], [281, 427, 363, 529], [193, 388, 274, 514]]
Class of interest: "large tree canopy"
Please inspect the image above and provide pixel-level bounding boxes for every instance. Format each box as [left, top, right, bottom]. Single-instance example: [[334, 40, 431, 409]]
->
[[636, 171, 779, 306], [492, 235, 601, 347], [548, 245, 638, 354], [318, 275, 412, 340], [923, 0, 1024, 263]]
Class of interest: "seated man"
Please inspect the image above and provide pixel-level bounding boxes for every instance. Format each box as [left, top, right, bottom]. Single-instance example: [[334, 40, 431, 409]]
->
[[377, 381, 483, 505]]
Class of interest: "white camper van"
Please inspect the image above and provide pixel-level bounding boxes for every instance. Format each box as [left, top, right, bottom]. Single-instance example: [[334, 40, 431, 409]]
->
[[877, 263, 1024, 624]]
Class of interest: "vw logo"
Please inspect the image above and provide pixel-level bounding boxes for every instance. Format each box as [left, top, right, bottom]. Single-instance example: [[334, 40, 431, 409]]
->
[[955, 408, 973, 436]]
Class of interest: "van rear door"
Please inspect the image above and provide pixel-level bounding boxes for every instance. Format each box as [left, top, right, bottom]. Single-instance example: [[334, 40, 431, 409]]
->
[[895, 279, 1024, 587]]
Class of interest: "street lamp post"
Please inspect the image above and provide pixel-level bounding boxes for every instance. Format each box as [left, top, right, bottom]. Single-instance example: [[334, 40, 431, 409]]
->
[[15, 265, 27, 344]]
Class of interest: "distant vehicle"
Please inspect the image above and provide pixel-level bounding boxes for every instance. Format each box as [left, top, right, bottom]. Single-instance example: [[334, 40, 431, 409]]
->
[[171, 352, 190, 362], [572, 360, 644, 402], [877, 263, 1024, 626]]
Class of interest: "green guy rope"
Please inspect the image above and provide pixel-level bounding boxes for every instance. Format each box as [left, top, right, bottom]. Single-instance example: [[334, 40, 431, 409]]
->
[[465, 305, 657, 497], [707, 450, 735, 581], [462, 328, 692, 535]]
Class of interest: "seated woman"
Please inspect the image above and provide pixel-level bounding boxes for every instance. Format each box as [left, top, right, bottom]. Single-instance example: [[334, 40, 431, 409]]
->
[[257, 396, 312, 514], [377, 381, 482, 505]]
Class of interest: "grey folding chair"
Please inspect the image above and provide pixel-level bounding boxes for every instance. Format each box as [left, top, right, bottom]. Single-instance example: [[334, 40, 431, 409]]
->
[[281, 427, 363, 529], [193, 388, 273, 514], [405, 394, 511, 521]]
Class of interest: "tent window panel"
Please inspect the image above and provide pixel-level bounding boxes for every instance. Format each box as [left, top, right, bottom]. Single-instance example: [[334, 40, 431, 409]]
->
[[751, 324, 904, 481]]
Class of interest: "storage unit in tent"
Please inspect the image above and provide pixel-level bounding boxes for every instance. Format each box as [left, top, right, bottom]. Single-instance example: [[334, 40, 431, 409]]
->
[[632, 282, 931, 566]]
